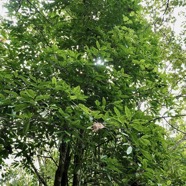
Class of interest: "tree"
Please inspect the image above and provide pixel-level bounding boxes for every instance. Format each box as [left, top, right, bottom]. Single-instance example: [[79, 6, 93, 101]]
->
[[0, 0, 185, 185], [0, 163, 37, 186]]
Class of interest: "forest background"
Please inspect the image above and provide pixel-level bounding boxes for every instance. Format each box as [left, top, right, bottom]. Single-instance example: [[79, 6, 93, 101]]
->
[[0, 0, 186, 185]]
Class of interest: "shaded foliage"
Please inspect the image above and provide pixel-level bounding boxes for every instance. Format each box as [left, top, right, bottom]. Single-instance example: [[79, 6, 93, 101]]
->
[[0, 0, 186, 185]]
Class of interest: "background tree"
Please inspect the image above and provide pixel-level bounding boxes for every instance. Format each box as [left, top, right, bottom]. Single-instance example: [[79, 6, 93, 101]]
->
[[0, 0, 185, 185], [0, 163, 37, 186]]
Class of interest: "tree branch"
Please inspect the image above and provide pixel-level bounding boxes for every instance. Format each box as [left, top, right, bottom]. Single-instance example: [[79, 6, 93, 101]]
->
[[163, 0, 170, 15], [172, 134, 186, 150], [16, 0, 23, 12], [163, 117, 186, 134], [26, 0, 52, 24], [154, 114, 186, 121], [146, 114, 186, 134], [37, 154, 58, 167], [30, 159, 48, 186]]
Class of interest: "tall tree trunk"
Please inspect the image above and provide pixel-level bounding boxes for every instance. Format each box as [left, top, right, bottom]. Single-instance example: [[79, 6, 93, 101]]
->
[[61, 145, 71, 185], [72, 130, 84, 186], [72, 154, 80, 186], [54, 141, 70, 186]]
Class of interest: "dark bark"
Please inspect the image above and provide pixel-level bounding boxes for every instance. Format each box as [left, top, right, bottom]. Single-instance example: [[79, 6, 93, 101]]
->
[[54, 142, 69, 186], [61, 145, 71, 186], [72, 154, 80, 186], [72, 130, 84, 186]]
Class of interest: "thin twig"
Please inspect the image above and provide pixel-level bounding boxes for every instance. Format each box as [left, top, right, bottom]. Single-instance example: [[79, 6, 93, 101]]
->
[[16, 0, 23, 12], [172, 134, 186, 150], [30, 159, 48, 186], [37, 154, 58, 167], [154, 114, 186, 121], [163, 117, 186, 134], [146, 114, 186, 134], [26, 0, 52, 24], [163, 0, 170, 15]]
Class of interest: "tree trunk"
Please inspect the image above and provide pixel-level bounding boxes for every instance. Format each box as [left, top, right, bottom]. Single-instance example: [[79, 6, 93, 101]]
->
[[72, 130, 84, 186], [61, 145, 71, 185], [72, 154, 80, 186], [54, 142, 70, 186]]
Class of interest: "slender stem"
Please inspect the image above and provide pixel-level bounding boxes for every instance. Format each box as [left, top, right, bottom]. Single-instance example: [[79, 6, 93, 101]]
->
[[30, 160, 48, 186]]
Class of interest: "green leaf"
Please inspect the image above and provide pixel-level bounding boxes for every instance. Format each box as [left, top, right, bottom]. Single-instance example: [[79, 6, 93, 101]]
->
[[79, 104, 90, 114], [139, 138, 151, 146], [52, 77, 57, 85], [141, 150, 152, 160], [131, 123, 144, 132], [70, 95, 78, 100], [102, 97, 106, 106], [19, 112, 33, 119], [125, 106, 132, 120], [167, 180, 172, 185], [70, 86, 87, 100], [142, 159, 148, 169], [123, 16, 129, 22], [3, 90, 18, 97], [15, 104, 28, 111], [91, 110, 102, 119], [35, 94, 50, 101], [96, 41, 100, 49], [95, 100, 100, 106], [114, 107, 120, 117], [25, 89, 36, 99], [0, 93, 5, 99], [58, 108, 69, 118], [71, 120, 81, 128], [20, 91, 28, 98], [72, 86, 81, 94], [20, 90, 36, 99]]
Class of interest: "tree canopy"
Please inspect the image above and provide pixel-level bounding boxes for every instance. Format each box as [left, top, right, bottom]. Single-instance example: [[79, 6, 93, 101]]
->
[[0, 0, 186, 185]]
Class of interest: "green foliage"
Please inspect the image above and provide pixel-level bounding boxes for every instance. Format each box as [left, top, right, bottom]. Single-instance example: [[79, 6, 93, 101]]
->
[[0, 0, 185, 185], [0, 164, 36, 186]]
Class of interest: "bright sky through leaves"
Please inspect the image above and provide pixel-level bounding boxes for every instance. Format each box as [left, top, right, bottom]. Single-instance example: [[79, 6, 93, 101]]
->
[[0, 0, 185, 185], [0, 0, 8, 17]]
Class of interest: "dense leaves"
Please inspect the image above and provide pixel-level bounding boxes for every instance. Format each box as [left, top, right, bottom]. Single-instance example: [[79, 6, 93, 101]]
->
[[0, 0, 186, 185]]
